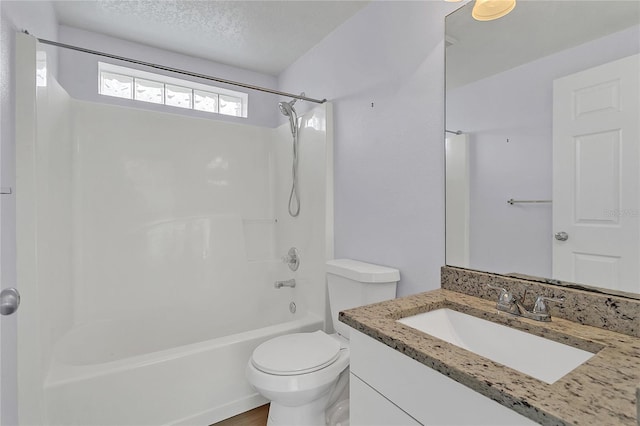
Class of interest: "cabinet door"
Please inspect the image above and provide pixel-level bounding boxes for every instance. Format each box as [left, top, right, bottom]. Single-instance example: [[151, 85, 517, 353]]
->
[[350, 329, 538, 425], [350, 373, 420, 426]]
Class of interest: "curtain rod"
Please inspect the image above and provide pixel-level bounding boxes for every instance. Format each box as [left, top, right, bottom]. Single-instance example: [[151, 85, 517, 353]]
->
[[34, 36, 327, 104]]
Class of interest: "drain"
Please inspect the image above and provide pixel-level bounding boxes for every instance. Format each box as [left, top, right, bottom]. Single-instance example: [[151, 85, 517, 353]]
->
[[289, 302, 297, 314]]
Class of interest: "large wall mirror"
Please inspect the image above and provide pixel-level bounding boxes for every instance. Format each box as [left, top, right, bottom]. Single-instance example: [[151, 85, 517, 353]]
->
[[445, 1, 640, 299]]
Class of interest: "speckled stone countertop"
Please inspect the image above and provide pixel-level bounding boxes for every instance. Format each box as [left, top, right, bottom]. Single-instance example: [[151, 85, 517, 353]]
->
[[340, 289, 640, 426]]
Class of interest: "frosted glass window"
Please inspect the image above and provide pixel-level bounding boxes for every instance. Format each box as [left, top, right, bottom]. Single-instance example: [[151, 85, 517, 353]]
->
[[166, 85, 192, 109], [194, 90, 219, 113], [98, 62, 248, 117], [135, 78, 164, 104], [219, 94, 243, 117], [101, 72, 133, 99]]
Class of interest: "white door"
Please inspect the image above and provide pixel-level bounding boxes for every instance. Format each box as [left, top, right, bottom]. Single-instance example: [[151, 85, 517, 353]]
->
[[553, 54, 640, 293]]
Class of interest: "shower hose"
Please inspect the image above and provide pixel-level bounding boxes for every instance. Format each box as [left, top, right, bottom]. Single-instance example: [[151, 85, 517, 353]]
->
[[288, 119, 300, 217]]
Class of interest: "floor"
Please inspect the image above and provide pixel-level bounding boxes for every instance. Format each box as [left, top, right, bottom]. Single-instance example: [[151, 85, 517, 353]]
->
[[212, 404, 269, 426]]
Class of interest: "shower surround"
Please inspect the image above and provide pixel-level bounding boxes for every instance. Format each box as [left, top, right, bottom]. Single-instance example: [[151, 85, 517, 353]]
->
[[17, 36, 333, 425]]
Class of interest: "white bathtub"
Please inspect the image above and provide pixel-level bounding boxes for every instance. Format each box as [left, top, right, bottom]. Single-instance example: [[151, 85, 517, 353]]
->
[[44, 310, 323, 426]]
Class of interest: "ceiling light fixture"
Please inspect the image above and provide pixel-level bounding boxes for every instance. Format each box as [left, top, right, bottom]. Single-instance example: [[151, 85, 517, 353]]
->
[[471, 0, 516, 21]]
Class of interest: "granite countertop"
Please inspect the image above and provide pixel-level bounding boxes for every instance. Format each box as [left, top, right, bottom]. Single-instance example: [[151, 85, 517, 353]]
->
[[340, 289, 640, 426]]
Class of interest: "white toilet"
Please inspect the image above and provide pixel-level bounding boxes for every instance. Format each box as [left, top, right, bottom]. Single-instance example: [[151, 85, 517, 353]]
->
[[246, 259, 400, 426]]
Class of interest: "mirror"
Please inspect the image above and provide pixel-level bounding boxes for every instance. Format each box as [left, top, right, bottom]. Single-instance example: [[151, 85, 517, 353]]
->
[[445, 1, 640, 299]]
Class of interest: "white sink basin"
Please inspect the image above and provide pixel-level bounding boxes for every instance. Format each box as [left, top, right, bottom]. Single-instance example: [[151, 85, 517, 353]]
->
[[397, 308, 595, 384]]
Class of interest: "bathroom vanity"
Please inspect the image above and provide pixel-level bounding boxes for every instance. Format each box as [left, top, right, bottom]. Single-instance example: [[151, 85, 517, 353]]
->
[[386, 2, 640, 424], [341, 268, 640, 426]]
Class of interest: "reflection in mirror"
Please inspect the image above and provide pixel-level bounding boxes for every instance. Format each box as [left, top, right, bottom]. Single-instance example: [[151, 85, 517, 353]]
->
[[445, 1, 640, 298]]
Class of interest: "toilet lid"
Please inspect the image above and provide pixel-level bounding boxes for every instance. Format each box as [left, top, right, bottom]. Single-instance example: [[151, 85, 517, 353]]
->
[[251, 331, 341, 376]]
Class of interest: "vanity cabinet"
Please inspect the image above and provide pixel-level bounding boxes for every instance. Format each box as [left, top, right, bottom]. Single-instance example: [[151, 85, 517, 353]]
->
[[349, 329, 537, 426], [350, 374, 420, 425]]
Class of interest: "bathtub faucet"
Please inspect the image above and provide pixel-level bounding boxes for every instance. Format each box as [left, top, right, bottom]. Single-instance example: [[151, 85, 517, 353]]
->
[[274, 279, 296, 289]]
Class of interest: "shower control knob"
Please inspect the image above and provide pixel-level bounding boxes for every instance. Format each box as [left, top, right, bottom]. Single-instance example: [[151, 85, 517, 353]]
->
[[282, 247, 300, 271], [0, 288, 20, 316]]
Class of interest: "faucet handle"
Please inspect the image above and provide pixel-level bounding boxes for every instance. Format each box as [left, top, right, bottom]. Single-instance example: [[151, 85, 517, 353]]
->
[[486, 284, 514, 304], [282, 247, 300, 271], [533, 296, 565, 314]]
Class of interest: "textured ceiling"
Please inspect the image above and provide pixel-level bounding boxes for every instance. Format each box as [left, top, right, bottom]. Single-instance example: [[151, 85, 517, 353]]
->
[[53, 0, 369, 75], [446, 1, 640, 89]]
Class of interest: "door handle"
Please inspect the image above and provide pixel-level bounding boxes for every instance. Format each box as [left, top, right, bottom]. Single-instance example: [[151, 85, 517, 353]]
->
[[554, 231, 569, 241], [0, 288, 20, 315]]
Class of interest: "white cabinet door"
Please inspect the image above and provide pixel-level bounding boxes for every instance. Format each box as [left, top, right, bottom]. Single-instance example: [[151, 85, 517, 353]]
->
[[350, 374, 420, 426], [350, 329, 537, 426], [553, 54, 640, 293]]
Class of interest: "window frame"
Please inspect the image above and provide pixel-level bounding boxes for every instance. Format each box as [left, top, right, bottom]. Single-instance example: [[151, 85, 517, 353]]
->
[[98, 62, 248, 118]]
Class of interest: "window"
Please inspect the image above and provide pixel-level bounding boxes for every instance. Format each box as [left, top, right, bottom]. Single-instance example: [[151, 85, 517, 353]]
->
[[166, 85, 192, 109], [134, 78, 164, 104], [100, 72, 133, 99], [194, 90, 218, 113], [98, 62, 248, 118]]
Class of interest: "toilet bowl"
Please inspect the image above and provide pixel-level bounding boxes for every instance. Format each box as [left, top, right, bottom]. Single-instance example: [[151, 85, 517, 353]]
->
[[246, 332, 349, 425], [246, 259, 400, 426]]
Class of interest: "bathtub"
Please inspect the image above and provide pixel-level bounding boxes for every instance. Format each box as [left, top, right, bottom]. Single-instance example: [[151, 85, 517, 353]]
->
[[44, 309, 323, 426]]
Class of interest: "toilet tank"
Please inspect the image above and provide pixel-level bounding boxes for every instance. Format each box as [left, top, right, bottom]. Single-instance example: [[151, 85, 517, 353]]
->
[[326, 259, 400, 339]]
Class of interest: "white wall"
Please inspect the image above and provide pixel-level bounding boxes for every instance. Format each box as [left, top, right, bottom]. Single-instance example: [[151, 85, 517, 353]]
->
[[13, 32, 72, 426], [58, 25, 279, 129], [279, 1, 460, 297], [0, 2, 59, 424], [446, 25, 640, 278], [15, 72, 74, 426], [71, 101, 279, 324], [35, 76, 74, 384], [70, 100, 332, 327]]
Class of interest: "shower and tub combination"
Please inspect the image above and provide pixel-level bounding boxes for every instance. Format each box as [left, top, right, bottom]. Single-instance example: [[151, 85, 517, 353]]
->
[[16, 34, 333, 425]]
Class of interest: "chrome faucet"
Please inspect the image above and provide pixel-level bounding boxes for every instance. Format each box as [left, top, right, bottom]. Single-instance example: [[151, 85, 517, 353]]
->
[[487, 284, 564, 322], [274, 279, 296, 289]]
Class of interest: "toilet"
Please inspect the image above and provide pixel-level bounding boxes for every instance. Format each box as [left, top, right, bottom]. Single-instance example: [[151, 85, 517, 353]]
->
[[246, 259, 400, 426]]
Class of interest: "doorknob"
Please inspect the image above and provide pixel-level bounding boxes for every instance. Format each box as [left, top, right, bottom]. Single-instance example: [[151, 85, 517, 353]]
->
[[554, 231, 569, 241], [0, 288, 20, 315]]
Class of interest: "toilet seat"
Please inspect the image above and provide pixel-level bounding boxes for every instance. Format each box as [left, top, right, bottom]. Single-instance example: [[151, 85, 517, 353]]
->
[[251, 331, 341, 376]]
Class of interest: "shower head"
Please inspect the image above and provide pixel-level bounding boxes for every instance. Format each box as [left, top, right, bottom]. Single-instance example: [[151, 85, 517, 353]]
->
[[279, 98, 299, 136], [278, 99, 297, 117]]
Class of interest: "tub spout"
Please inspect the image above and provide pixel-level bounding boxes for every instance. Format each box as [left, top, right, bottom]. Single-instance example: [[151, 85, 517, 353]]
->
[[274, 279, 296, 289]]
